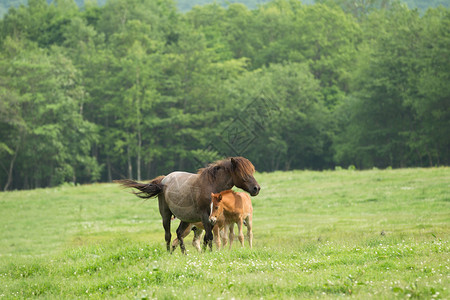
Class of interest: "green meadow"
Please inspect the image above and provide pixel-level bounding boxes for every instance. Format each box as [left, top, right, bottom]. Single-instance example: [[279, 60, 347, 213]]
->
[[0, 168, 448, 299]]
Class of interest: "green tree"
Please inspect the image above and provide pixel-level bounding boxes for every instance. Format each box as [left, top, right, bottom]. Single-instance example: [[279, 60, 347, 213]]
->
[[248, 0, 361, 108], [161, 20, 251, 171], [406, 7, 450, 165], [334, 5, 434, 168], [84, 0, 179, 180], [218, 62, 332, 171], [0, 0, 80, 48], [318, 0, 395, 20], [0, 38, 99, 190]]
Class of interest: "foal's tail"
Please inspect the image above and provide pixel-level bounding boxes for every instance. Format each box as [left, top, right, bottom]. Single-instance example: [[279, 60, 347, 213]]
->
[[115, 175, 165, 199]]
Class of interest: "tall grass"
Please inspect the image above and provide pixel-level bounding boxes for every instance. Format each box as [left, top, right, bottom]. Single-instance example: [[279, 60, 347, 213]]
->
[[0, 168, 448, 298]]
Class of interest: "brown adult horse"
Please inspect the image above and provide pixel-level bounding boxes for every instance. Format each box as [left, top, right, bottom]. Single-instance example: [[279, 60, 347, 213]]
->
[[117, 157, 260, 254]]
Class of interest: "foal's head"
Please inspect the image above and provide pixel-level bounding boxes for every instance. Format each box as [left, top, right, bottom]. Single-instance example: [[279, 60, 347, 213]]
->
[[209, 192, 224, 225]]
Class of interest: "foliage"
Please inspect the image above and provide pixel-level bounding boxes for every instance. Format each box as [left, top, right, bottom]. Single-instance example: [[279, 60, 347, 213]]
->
[[0, 0, 449, 189], [333, 4, 450, 168], [0, 37, 100, 190], [2, 0, 448, 18], [0, 168, 448, 298]]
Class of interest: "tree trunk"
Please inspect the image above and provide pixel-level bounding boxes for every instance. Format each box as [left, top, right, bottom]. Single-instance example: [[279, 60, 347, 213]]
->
[[137, 129, 142, 181], [4, 141, 20, 191], [127, 143, 133, 179], [146, 161, 152, 180], [135, 64, 142, 181], [107, 155, 112, 182]]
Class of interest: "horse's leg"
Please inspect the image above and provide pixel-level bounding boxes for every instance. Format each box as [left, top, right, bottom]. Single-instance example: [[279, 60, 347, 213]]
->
[[172, 223, 192, 251], [221, 225, 229, 248], [162, 216, 173, 252], [171, 237, 179, 251], [228, 224, 235, 249], [246, 215, 253, 249], [162, 216, 172, 252], [201, 214, 213, 251], [158, 195, 172, 252], [237, 218, 245, 247], [220, 227, 227, 248], [192, 227, 203, 252], [175, 221, 191, 254], [212, 225, 221, 250]]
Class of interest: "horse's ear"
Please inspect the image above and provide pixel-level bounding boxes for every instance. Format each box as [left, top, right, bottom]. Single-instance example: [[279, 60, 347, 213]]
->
[[211, 192, 215, 198], [230, 157, 237, 169], [218, 194, 222, 201]]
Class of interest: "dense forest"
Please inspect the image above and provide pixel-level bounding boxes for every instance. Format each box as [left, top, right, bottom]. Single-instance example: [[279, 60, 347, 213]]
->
[[0, 0, 449, 190]]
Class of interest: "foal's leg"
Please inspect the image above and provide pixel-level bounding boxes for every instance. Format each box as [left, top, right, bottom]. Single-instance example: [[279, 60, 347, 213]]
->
[[220, 227, 227, 248], [246, 215, 253, 249], [228, 224, 235, 249], [212, 225, 221, 250], [192, 227, 203, 252], [237, 218, 245, 247], [172, 237, 179, 250], [172, 224, 194, 251], [175, 221, 191, 254]]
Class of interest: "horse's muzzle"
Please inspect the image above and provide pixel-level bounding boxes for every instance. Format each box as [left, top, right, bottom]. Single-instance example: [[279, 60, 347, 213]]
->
[[209, 217, 217, 226], [250, 185, 261, 196]]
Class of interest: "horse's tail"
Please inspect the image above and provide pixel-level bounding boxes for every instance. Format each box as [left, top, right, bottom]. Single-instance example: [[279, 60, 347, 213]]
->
[[115, 175, 165, 199]]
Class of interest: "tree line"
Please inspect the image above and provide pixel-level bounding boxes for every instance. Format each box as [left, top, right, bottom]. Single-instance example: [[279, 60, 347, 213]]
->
[[0, 0, 449, 190], [1, 0, 448, 17]]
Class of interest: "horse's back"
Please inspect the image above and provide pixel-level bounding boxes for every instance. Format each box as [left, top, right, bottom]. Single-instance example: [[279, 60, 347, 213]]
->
[[237, 192, 253, 215], [161, 171, 194, 185], [221, 191, 252, 215], [161, 171, 203, 222], [161, 171, 199, 193]]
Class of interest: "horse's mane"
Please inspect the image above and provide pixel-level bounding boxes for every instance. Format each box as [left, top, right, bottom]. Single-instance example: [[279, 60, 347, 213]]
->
[[218, 189, 235, 196], [197, 157, 255, 181]]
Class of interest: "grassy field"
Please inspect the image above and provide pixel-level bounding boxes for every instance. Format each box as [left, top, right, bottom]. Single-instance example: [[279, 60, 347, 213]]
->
[[0, 168, 448, 299]]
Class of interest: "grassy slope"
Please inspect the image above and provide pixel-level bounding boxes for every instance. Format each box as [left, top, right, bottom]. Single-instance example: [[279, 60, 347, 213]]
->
[[0, 168, 448, 299]]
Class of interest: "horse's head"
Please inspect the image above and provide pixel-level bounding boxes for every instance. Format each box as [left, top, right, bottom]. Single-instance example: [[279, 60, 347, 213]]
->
[[229, 157, 260, 196], [209, 192, 223, 225], [198, 156, 261, 196]]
